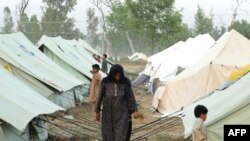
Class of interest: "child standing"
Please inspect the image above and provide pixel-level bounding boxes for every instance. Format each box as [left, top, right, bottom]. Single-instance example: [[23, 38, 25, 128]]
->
[[192, 105, 208, 141]]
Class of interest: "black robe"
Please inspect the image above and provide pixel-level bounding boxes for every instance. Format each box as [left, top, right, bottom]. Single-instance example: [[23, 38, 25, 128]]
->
[[95, 64, 137, 141]]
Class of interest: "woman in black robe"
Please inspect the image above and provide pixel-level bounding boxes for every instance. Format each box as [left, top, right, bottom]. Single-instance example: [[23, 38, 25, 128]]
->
[[95, 64, 138, 141]]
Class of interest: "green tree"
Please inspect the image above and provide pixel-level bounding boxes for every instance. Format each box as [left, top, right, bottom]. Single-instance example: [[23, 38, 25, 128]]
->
[[3, 7, 14, 33], [126, 0, 189, 54], [106, 0, 191, 55], [107, 2, 137, 54], [29, 15, 42, 43], [231, 20, 250, 39], [86, 8, 99, 48], [18, 13, 30, 34], [194, 6, 214, 36], [159, 23, 191, 50], [211, 26, 227, 40], [41, 0, 82, 39]]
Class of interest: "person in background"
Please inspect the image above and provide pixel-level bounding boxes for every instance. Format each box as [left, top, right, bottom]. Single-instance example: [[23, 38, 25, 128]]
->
[[192, 105, 208, 141], [92, 54, 97, 59], [89, 64, 101, 115], [95, 64, 140, 141], [101, 53, 108, 74], [96, 55, 101, 63]]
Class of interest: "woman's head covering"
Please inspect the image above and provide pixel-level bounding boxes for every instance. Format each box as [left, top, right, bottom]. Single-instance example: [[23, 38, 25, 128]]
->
[[107, 64, 125, 83], [102, 64, 131, 85]]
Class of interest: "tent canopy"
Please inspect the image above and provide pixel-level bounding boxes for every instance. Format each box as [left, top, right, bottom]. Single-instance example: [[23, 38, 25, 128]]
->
[[0, 32, 83, 93], [66, 39, 100, 65], [159, 34, 215, 82], [37, 35, 103, 81], [153, 29, 250, 114], [182, 70, 250, 141], [136, 34, 215, 93], [142, 34, 215, 81], [0, 66, 63, 132], [78, 39, 102, 56], [143, 41, 185, 76]]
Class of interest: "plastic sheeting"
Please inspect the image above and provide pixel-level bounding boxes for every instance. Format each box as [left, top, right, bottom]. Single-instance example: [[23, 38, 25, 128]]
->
[[132, 74, 150, 86], [228, 64, 250, 81], [182, 71, 250, 141], [37, 36, 93, 79], [43, 47, 90, 84], [66, 39, 108, 77], [0, 123, 30, 141], [0, 32, 83, 92], [153, 30, 250, 114], [66, 39, 99, 65], [0, 66, 63, 132], [78, 39, 101, 56], [0, 116, 51, 141], [0, 32, 84, 108]]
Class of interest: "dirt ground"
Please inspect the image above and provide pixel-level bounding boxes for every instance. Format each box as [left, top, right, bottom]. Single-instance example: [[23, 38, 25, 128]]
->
[[47, 63, 187, 141]]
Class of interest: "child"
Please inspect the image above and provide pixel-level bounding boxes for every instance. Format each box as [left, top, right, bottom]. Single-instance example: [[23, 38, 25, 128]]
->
[[192, 105, 208, 141], [89, 64, 101, 115]]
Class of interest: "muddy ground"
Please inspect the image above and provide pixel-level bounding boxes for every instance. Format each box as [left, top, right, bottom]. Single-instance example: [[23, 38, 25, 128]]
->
[[47, 63, 189, 141]]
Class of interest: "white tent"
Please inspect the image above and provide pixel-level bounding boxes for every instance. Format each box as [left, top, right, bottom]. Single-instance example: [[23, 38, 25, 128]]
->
[[132, 41, 185, 88], [182, 70, 250, 141], [159, 34, 215, 82], [0, 66, 63, 141], [153, 29, 250, 114], [132, 41, 186, 93], [145, 34, 215, 81], [133, 34, 215, 93], [0, 32, 84, 109], [144, 41, 185, 76], [37, 36, 106, 83], [128, 52, 148, 62]]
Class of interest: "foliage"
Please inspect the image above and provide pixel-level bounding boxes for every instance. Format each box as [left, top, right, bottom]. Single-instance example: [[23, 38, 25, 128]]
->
[[18, 13, 30, 33], [231, 20, 250, 39], [17, 14, 42, 43], [107, 2, 136, 32], [86, 8, 99, 48], [2, 7, 14, 33], [211, 26, 227, 40], [194, 5, 214, 36], [106, 0, 190, 55], [41, 0, 83, 39], [29, 15, 42, 43], [127, 0, 190, 54], [193, 6, 228, 40]]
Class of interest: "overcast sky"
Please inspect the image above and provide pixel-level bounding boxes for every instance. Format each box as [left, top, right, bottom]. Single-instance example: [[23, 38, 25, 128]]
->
[[0, 0, 250, 34]]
